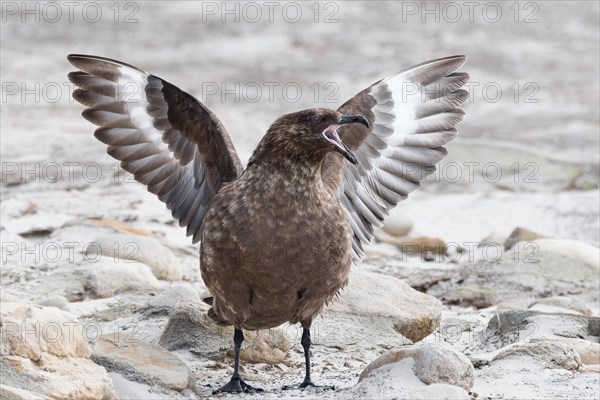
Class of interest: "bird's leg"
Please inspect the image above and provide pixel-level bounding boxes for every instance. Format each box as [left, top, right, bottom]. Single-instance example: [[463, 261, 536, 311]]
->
[[283, 327, 335, 390], [213, 329, 263, 394]]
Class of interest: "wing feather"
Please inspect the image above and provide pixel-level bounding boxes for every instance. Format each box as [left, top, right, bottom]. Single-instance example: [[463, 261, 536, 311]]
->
[[68, 54, 243, 243], [324, 55, 469, 261]]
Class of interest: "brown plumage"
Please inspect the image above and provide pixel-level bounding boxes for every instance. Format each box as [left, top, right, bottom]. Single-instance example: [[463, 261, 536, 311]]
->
[[201, 109, 356, 332], [68, 54, 468, 393]]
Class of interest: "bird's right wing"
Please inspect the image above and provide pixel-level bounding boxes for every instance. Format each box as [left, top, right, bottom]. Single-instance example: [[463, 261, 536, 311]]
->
[[322, 56, 469, 261], [68, 54, 244, 243]]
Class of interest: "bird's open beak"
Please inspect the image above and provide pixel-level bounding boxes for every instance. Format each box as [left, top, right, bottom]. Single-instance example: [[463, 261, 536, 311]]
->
[[322, 115, 368, 165]]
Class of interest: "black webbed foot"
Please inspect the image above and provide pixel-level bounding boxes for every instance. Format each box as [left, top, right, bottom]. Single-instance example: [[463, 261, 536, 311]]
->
[[214, 329, 264, 394], [283, 379, 335, 391], [299, 379, 335, 390], [281, 327, 336, 391], [213, 376, 264, 394]]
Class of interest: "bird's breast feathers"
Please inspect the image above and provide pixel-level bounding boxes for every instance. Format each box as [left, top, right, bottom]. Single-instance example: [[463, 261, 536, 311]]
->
[[201, 171, 353, 274]]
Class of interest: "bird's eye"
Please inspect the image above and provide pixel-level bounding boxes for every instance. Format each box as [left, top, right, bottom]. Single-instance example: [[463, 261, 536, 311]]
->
[[311, 115, 321, 124]]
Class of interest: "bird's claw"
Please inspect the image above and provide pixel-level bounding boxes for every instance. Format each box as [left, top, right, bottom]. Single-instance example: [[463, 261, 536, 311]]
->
[[283, 380, 335, 391], [213, 377, 264, 394]]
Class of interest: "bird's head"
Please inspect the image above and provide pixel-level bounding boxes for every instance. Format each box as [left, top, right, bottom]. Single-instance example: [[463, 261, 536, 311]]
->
[[259, 108, 368, 166]]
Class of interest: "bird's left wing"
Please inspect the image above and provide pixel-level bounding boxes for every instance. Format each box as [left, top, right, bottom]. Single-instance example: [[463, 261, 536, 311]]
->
[[68, 54, 244, 243], [321, 56, 469, 261]]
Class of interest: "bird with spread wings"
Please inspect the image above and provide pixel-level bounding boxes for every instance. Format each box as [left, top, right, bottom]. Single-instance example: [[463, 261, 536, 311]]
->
[[68, 54, 468, 393]]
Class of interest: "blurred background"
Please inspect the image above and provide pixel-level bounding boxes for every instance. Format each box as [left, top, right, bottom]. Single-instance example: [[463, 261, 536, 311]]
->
[[1, 1, 599, 399], [2, 0, 598, 246]]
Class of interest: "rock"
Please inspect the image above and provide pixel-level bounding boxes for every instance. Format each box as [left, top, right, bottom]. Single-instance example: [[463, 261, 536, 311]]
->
[[485, 310, 597, 348], [24, 267, 87, 302], [476, 340, 598, 399], [89, 233, 183, 281], [108, 372, 178, 400], [4, 353, 115, 400], [529, 296, 593, 316], [478, 234, 506, 248], [0, 358, 48, 398], [381, 212, 413, 237], [0, 303, 115, 399], [0, 292, 19, 303], [140, 285, 201, 317], [533, 239, 600, 269], [94, 303, 140, 322], [535, 337, 600, 365], [359, 343, 474, 391], [36, 294, 70, 311], [373, 232, 447, 256], [352, 357, 470, 399], [85, 257, 160, 298], [238, 329, 290, 364], [484, 310, 600, 364], [325, 270, 442, 343], [0, 384, 45, 400], [504, 227, 547, 250], [8, 258, 161, 302], [158, 303, 229, 356], [583, 364, 600, 373], [438, 240, 600, 310], [408, 237, 448, 255], [158, 303, 290, 363], [92, 334, 194, 391], [3, 354, 116, 399], [487, 310, 597, 342], [1, 302, 91, 360], [440, 285, 498, 308], [492, 340, 581, 371], [493, 242, 599, 295], [413, 343, 475, 390]]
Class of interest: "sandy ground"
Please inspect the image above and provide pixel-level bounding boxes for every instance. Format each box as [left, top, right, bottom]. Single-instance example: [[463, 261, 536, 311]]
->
[[1, 1, 599, 399]]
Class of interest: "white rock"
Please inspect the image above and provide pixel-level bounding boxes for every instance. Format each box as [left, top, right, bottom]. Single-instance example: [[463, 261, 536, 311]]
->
[[158, 303, 229, 356], [13, 258, 160, 302], [381, 212, 413, 237], [494, 242, 599, 293], [158, 304, 290, 364], [486, 310, 595, 349], [0, 303, 115, 399], [239, 329, 290, 364], [414, 343, 475, 390], [141, 285, 201, 316], [109, 372, 175, 400], [352, 358, 470, 399], [36, 294, 70, 311], [85, 257, 161, 298], [3, 353, 115, 399], [529, 296, 593, 316], [0, 292, 20, 303], [325, 270, 442, 343], [492, 340, 581, 371], [476, 340, 599, 399], [533, 239, 600, 269], [16, 267, 87, 302], [0, 384, 45, 400], [90, 233, 183, 281], [441, 285, 498, 309], [504, 227, 547, 250], [359, 343, 475, 391], [532, 337, 600, 365], [93, 334, 194, 391], [0, 302, 91, 360]]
